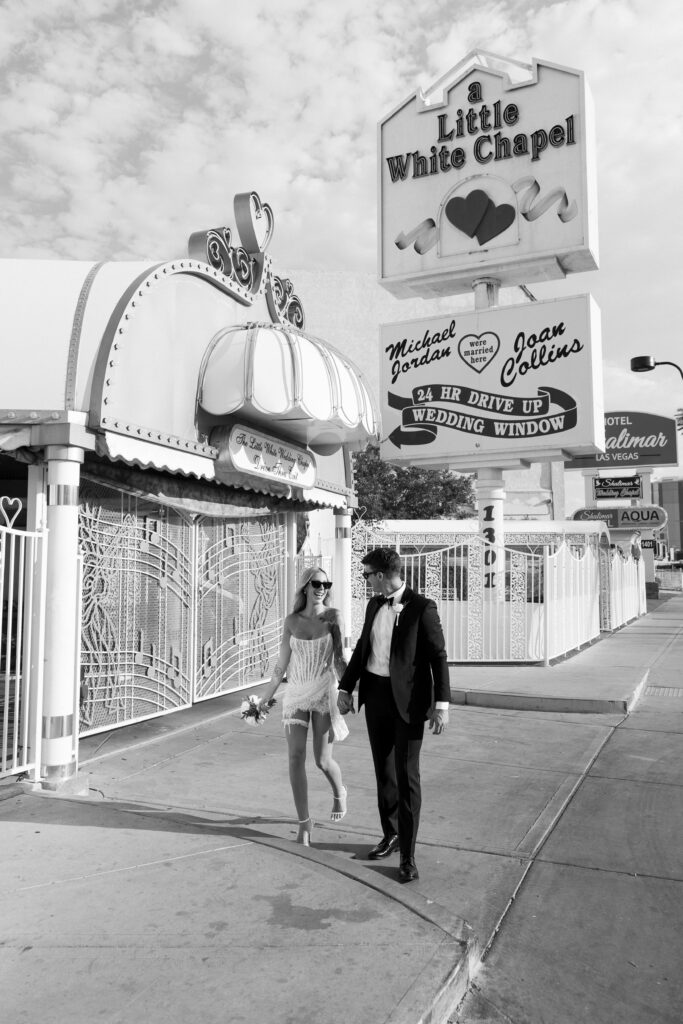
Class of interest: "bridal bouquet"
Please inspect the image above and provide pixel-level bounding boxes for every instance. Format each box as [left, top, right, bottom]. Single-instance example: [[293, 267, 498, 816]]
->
[[240, 694, 276, 726]]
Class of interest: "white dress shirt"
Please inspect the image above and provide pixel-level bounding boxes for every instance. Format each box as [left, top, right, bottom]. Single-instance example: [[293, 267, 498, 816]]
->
[[365, 583, 449, 712]]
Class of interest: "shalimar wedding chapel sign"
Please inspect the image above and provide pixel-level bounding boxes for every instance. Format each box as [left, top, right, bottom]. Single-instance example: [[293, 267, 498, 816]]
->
[[379, 51, 598, 297], [380, 294, 603, 470]]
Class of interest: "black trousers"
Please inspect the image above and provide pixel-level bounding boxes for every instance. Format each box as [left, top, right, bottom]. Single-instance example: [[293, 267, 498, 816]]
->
[[362, 670, 425, 858]]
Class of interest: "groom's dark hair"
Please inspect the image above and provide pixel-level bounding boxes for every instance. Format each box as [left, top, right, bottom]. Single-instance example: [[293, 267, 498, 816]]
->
[[362, 547, 402, 575]]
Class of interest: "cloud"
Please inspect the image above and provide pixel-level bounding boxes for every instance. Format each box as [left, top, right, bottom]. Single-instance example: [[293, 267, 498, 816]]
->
[[0, 0, 681, 415]]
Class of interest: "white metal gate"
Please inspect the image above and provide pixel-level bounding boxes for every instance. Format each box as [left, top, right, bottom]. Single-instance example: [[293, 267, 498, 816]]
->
[[0, 498, 47, 779], [606, 547, 647, 629], [194, 515, 286, 703], [78, 481, 287, 734]]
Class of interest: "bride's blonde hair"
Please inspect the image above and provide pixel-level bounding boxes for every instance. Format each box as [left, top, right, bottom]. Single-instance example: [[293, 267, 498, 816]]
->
[[293, 566, 331, 613]]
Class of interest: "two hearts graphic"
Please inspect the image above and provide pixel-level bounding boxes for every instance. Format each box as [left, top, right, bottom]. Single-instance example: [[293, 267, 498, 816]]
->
[[445, 189, 515, 246]]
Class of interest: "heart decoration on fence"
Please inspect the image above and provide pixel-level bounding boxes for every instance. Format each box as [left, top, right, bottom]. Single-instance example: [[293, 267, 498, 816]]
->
[[0, 496, 22, 528]]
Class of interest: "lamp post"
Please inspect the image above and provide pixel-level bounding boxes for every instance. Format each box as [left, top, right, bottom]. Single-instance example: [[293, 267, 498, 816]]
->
[[630, 355, 683, 381]]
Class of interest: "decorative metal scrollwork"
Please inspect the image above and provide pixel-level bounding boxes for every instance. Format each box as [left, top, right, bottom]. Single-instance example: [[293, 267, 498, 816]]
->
[[188, 190, 305, 329], [203, 227, 255, 291], [266, 274, 305, 329]]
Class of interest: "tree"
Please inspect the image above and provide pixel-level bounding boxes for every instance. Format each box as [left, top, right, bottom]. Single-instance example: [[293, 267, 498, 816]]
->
[[352, 444, 475, 521]]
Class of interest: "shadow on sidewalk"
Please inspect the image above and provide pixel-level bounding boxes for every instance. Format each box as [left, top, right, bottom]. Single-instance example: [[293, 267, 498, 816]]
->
[[9, 792, 376, 862]]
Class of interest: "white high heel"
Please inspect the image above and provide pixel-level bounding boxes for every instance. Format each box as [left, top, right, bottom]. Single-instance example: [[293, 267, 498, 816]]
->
[[330, 786, 347, 822], [296, 817, 314, 846]]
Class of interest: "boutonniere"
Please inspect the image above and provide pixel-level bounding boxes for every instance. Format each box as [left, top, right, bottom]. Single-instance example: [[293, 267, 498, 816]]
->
[[392, 602, 404, 625]]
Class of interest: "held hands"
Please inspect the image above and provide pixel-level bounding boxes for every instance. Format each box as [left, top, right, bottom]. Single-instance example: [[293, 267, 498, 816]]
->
[[428, 707, 449, 735], [337, 690, 355, 716]]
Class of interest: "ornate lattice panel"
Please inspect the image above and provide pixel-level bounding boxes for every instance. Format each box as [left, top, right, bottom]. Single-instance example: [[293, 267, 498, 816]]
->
[[79, 483, 193, 734], [194, 515, 285, 700], [79, 485, 287, 731]]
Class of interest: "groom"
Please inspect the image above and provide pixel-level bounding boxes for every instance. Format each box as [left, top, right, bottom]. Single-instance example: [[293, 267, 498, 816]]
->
[[337, 547, 450, 883]]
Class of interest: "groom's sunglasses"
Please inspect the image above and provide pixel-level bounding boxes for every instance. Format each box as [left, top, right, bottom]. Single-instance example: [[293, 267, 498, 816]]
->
[[310, 580, 332, 590]]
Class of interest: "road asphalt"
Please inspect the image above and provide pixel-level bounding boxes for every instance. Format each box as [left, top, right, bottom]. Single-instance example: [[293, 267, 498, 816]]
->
[[1, 594, 681, 1024]]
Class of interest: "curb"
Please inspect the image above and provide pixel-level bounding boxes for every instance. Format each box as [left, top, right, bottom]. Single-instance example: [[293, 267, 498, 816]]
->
[[450, 668, 649, 715]]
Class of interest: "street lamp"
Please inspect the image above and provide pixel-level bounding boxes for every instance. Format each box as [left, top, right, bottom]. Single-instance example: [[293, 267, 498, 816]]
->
[[630, 355, 683, 381]]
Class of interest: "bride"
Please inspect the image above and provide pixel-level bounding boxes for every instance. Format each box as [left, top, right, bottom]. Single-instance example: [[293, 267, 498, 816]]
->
[[258, 566, 349, 845]]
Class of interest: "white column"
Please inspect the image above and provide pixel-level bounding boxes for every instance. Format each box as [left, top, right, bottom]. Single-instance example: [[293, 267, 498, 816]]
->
[[284, 511, 298, 613], [473, 277, 500, 310], [641, 544, 656, 584], [334, 508, 353, 652], [26, 462, 47, 532], [40, 446, 83, 787], [639, 471, 653, 505], [477, 467, 506, 600]]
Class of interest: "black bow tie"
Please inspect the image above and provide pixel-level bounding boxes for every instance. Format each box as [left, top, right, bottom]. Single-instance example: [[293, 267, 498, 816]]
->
[[376, 596, 393, 606]]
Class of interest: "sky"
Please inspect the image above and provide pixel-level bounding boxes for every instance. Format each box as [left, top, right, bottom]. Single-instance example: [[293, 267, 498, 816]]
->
[[1, 0, 682, 487]]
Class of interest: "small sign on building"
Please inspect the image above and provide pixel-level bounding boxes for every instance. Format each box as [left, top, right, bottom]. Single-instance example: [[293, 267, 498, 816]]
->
[[592, 476, 642, 501], [216, 424, 316, 488]]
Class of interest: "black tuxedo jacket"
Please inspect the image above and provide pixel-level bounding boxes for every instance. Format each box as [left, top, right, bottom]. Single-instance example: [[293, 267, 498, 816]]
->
[[339, 586, 451, 724]]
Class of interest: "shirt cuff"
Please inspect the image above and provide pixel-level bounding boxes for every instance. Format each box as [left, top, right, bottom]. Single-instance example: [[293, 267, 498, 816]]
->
[[434, 702, 449, 711]]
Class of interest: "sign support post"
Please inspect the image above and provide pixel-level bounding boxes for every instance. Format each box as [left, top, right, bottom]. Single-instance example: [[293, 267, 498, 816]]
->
[[476, 467, 506, 601], [473, 277, 500, 311], [470, 277, 506, 600]]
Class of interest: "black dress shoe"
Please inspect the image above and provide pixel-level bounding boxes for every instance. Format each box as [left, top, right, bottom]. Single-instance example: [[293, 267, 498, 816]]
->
[[367, 834, 400, 860], [398, 858, 419, 883]]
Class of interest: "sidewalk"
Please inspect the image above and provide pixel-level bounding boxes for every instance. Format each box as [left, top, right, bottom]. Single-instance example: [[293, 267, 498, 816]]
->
[[1, 596, 681, 1024]]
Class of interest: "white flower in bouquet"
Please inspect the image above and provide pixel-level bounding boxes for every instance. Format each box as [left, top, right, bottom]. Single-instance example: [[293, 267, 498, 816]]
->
[[240, 694, 275, 725]]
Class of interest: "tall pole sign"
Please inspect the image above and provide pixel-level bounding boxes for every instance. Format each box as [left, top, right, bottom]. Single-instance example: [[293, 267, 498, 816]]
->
[[379, 51, 598, 298], [378, 51, 601, 598]]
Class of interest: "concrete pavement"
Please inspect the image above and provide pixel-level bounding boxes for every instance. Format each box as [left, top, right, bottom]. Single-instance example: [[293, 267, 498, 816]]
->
[[0, 595, 681, 1024]]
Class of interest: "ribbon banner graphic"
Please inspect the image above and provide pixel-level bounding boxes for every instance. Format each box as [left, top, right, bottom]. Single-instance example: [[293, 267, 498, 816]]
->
[[388, 384, 577, 449], [395, 177, 578, 255]]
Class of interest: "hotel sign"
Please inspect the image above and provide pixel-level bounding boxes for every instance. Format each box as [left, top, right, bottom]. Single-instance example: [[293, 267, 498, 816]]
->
[[380, 293, 603, 470], [566, 412, 679, 469], [379, 51, 598, 298]]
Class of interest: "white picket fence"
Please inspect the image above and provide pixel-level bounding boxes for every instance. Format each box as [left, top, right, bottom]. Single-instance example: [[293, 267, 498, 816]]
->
[[607, 547, 647, 626], [0, 499, 47, 779], [352, 524, 645, 664], [544, 543, 601, 661]]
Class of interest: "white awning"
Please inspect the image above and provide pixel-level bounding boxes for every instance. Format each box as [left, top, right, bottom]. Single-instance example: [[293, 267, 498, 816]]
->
[[97, 432, 217, 479], [198, 322, 378, 455]]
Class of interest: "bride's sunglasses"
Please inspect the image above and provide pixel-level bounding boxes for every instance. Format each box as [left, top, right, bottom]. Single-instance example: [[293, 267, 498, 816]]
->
[[310, 579, 332, 591]]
